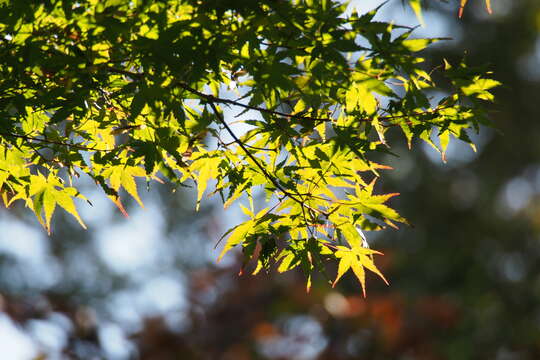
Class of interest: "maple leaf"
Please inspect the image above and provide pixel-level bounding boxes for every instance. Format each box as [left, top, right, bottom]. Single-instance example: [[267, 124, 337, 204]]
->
[[332, 245, 388, 298]]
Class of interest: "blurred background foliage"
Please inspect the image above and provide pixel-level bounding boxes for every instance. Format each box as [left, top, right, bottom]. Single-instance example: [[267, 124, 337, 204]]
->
[[1, 0, 540, 359]]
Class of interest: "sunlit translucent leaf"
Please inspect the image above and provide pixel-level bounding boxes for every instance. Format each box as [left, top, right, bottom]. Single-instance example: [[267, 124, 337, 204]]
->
[[277, 251, 298, 273], [333, 246, 386, 297], [350, 259, 366, 297], [43, 189, 57, 234], [196, 162, 213, 211], [402, 38, 442, 52], [373, 118, 387, 146], [333, 250, 353, 286], [345, 86, 358, 113], [439, 130, 450, 163], [240, 42, 250, 58], [461, 78, 501, 101], [339, 223, 364, 249], [218, 221, 253, 261], [409, 0, 425, 27], [0, 0, 497, 295], [360, 254, 389, 286], [305, 274, 312, 293], [28, 174, 87, 233], [55, 189, 88, 230], [357, 83, 378, 114], [121, 167, 145, 208]]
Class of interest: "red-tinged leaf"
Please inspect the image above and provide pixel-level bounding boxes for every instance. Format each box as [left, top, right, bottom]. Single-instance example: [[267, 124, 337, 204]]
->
[[459, 0, 492, 17], [459, 0, 468, 18], [109, 195, 129, 218], [384, 219, 399, 230], [105, 166, 145, 209], [363, 193, 400, 204], [352, 158, 393, 173], [361, 255, 389, 286], [151, 174, 165, 184], [333, 246, 388, 296], [356, 247, 385, 256], [486, 0, 492, 14], [439, 130, 450, 163]]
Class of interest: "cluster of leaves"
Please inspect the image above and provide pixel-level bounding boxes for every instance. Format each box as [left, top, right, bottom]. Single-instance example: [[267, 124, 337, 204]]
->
[[0, 0, 498, 295]]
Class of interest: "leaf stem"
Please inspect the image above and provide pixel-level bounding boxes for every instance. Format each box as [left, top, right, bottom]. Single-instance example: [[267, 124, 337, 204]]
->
[[0, 132, 110, 152], [207, 102, 327, 218]]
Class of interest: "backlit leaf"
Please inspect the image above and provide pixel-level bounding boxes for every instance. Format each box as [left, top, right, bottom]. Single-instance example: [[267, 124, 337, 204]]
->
[[409, 0, 425, 27]]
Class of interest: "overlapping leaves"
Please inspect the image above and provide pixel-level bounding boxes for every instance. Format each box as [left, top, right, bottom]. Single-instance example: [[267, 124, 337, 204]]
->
[[0, 0, 498, 294]]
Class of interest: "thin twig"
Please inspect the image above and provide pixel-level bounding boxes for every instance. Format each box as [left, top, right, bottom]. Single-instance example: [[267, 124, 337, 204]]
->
[[104, 67, 452, 127], [0, 132, 110, 152], [176, 81, 333, 123], [207, 102, 327, 218]]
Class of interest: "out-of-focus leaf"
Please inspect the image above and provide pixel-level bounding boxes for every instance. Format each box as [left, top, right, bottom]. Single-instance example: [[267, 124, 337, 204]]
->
[[409, 0, 425, 26]]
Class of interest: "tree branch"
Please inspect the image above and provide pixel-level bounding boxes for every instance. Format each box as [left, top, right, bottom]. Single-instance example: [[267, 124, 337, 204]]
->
[[176, 82, 333, 123], [0, 132, 111, 152], [104, 66, 453, 128], [207, 102, 326, 218]]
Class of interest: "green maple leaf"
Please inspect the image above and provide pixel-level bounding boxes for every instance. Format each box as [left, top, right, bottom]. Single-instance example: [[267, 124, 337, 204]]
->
[[333, 245, 388, 298], [29, 173, 87, 234]]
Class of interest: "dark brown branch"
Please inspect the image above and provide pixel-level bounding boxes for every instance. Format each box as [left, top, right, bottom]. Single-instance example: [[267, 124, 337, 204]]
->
[[105, 66, 452, 127], [0, 132, 110, 152], [176, 81, 454, 127], [207, 102, 326, 218], [176, 81, 333, 123], [221, 139, 278, 152]]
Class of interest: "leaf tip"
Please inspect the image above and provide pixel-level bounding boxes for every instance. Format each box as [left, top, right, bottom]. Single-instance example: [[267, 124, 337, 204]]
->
[[111, 196, 129, 218]]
